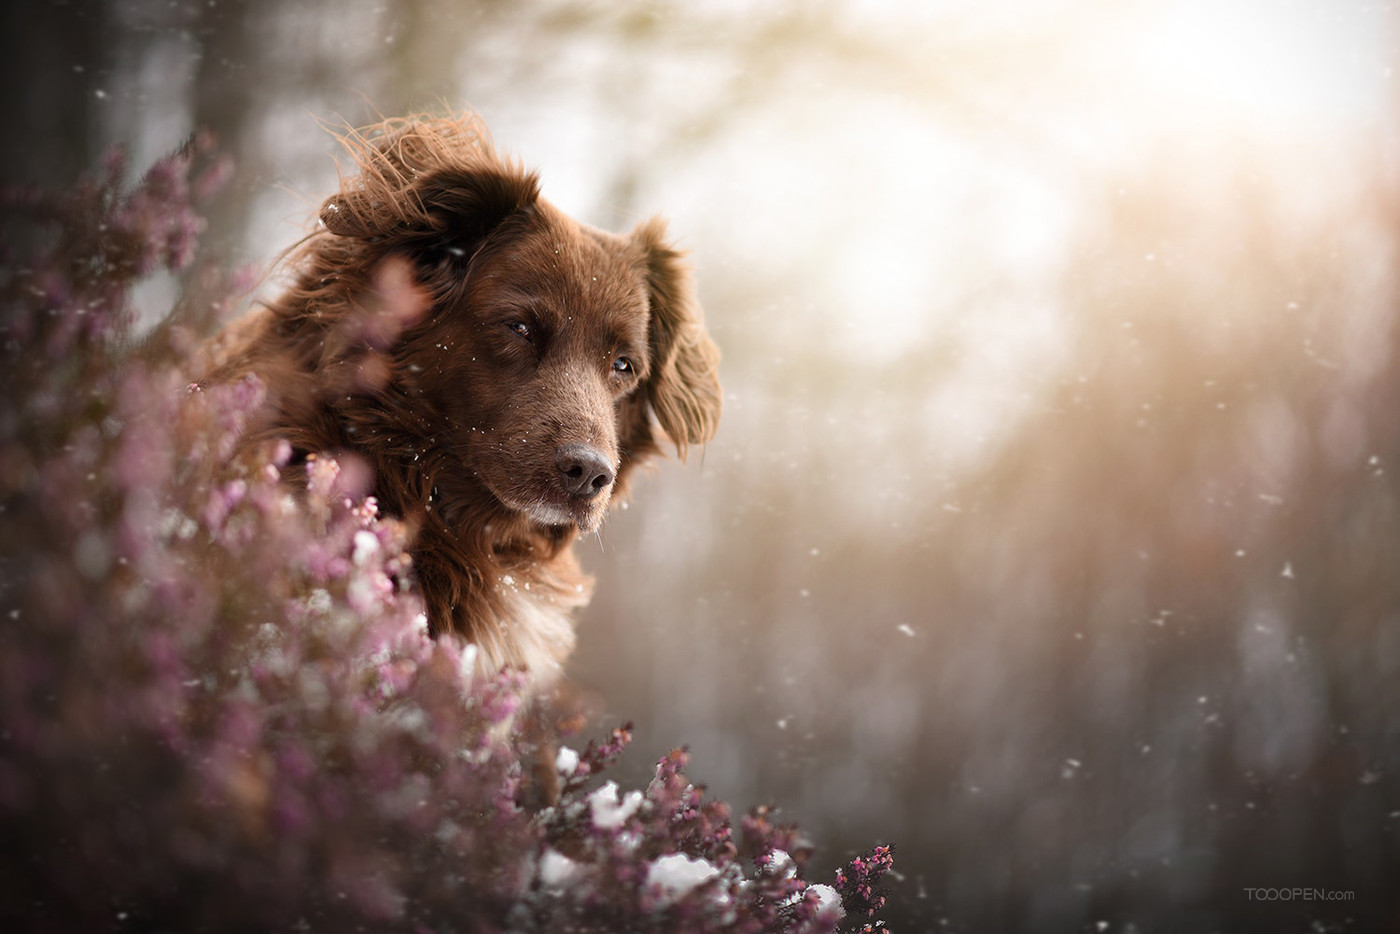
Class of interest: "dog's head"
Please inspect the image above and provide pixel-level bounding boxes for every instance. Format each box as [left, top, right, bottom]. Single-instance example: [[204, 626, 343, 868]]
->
[[317, 116, 720, 533]]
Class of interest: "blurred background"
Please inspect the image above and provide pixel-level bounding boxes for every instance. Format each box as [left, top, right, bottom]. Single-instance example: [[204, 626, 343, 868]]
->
[[4, 1, 1398, 930]]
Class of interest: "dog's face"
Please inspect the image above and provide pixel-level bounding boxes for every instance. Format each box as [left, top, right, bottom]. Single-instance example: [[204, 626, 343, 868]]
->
[[443, 207, 654, 532], [321, 152, 721, 534]]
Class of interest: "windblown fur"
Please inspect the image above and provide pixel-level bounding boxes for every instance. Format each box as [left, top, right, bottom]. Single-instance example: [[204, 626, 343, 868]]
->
[[199, 113, 721, 688]]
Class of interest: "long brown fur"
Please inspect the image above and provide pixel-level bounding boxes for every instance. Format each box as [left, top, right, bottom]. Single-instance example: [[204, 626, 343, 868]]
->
[[199, 113, 721, 688]]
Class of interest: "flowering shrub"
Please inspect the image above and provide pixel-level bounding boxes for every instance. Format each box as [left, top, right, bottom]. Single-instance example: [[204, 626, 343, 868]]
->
[[0, 140, 893, 932]]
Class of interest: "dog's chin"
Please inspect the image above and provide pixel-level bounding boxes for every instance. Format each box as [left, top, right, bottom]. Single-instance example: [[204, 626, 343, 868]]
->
[[514, 489, 612, 533]]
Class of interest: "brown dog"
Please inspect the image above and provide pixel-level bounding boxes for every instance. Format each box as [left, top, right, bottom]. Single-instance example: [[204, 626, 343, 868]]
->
[[200, 113, 720, 690]]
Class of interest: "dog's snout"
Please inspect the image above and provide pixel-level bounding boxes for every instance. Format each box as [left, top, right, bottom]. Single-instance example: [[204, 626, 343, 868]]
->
[[555, 444, 615, 498]]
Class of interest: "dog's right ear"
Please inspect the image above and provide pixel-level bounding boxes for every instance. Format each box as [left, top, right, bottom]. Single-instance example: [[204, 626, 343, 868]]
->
[[318, 117, 539, 246]]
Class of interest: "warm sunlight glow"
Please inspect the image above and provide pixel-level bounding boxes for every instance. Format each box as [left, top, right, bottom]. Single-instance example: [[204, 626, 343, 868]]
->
[[1130, 0, 1387, 131]]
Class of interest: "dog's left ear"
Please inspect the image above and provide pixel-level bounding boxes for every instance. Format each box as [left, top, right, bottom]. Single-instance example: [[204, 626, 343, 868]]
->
[[623, 218, 721, 459]]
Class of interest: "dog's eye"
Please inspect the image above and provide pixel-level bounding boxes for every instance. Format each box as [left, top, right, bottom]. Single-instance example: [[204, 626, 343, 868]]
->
[[508, 321, 532, 340], [612, 356, 634, 376]]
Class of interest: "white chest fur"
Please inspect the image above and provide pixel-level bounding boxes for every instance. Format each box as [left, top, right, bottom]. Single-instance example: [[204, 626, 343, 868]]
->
[[471, 572, 590, 689]]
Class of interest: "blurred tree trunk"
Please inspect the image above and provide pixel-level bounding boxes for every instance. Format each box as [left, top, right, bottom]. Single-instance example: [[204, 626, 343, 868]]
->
[[386, 0, 464, 111], [0, 2, 107, 188], [190, 0, 271, 262], [383, 0, 518, 113]]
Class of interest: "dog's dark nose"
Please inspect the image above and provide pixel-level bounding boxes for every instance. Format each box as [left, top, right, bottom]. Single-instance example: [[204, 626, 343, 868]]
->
[[555, 444, 615, 498]]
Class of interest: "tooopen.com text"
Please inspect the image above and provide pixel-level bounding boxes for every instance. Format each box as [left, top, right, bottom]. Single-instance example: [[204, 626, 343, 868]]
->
[[1244, 888, 1355, 902]]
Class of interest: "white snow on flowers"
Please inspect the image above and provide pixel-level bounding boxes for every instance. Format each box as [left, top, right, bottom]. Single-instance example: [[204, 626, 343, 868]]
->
[[351, 529, 380, 565], [554, 744, 580, 776], [807, 883, 845, 920], [647, 853, 720, 902], [588, 780, 643, 829], [782, 881, 845, 920], [537, 848, 583, 890], [764, 848, 796, 878]]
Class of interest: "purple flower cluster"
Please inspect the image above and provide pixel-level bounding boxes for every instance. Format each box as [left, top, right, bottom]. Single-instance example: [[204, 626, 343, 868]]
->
[[835, 845, 895, 931], [520, 736, 854, 932], [0, 142, 893, 932]]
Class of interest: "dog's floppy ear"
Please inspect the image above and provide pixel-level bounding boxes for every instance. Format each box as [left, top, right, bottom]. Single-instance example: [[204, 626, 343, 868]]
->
[[624, 218, 722, 458], [318, 118, 539, 246]]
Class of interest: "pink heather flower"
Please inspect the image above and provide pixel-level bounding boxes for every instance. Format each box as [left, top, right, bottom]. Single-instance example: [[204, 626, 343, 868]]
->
[[0, 142, 894, 934]]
